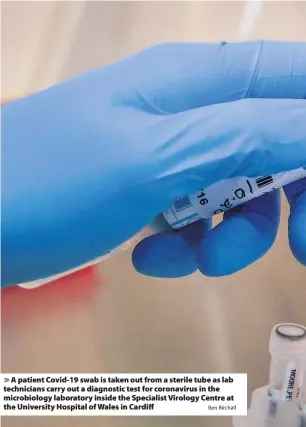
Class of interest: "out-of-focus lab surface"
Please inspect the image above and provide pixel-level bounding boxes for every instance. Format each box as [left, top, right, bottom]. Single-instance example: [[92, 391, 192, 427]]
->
[[1, 2, 306, 427]]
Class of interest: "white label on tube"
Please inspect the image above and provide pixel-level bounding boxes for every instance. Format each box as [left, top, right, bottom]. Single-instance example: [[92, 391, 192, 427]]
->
[[281, 361, 298, 402], [164, 167, 306, 229]]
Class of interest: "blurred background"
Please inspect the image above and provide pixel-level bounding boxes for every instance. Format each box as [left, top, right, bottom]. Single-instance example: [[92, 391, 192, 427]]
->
[[1, 2, 306, 427]]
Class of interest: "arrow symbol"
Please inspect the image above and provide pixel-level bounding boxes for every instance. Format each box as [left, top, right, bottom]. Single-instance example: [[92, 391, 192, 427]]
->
[[4, 378, 9, 383]]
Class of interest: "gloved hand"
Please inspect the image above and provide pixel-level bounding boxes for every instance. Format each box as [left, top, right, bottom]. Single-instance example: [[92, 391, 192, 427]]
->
[[2, 41, 306, 287]]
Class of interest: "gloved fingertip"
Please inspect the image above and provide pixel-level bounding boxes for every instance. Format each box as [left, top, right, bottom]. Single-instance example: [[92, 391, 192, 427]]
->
[[132, 233, 197, 278], [288, 193, 306, 266], [197, 212, 278, 277]]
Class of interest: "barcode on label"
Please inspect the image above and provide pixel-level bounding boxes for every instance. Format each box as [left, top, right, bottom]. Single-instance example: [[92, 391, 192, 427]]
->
[[255, 175, 273, 188]]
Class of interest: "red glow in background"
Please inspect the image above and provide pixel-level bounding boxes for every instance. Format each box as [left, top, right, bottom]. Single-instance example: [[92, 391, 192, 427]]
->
[[1, 267, 103, 320]]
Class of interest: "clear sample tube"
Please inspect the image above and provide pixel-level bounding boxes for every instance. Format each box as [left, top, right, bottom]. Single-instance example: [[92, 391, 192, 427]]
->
[[164, 167, 306, 229], [266, 323, 306, 426], [233, 323, 306, 427], [268, 323, 306, 403], [17, 167, 306, 289]]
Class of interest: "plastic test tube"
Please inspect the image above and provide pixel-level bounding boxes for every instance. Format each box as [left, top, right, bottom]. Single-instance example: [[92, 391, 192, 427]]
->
[[233, 323, 306, 427], [268, 323, 306, 403], [17, 166, 306, 289], [163, 167, 306, 230], [266, 323, 306, 427]]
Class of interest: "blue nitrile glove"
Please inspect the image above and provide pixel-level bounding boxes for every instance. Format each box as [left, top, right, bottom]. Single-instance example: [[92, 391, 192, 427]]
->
[[2, 41, 306, 287]]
